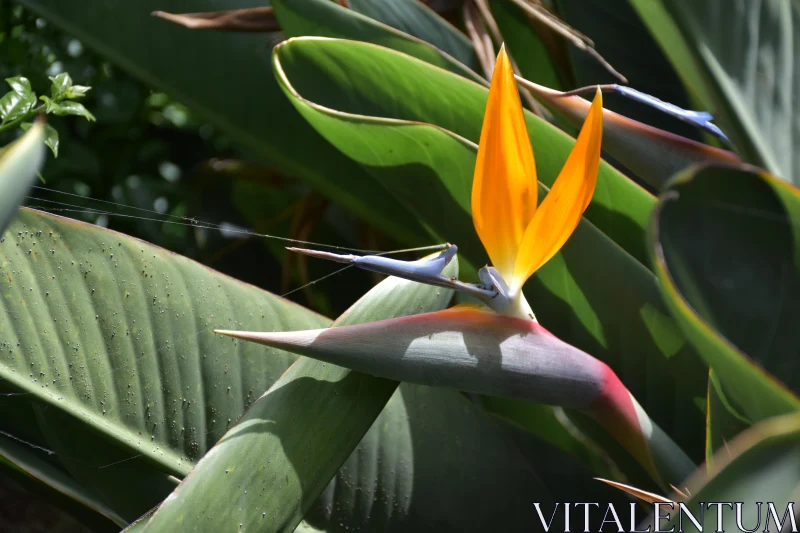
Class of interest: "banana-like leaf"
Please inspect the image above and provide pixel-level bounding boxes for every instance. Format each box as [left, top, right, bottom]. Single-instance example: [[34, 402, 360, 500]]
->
[[274, 36, 709, 459], [0, 119, 46, 233], [628, 0, 800, 185], [651, 163, 800, 422], [144, 260, 491, 533], [517, 79, 741, 189], [275, 36, 652, 264], [0, 207, 330, 522], [641, 412, 800, 533], [346, 0, 479, 71], [16, 0, 430, 246], [271, 0, 485, 83], [218, 304, 696, 489]]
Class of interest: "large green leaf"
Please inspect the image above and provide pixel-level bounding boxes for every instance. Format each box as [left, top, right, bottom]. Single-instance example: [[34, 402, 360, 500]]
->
[[628, 0, 800, 185], [141, 256, 459, 532], [33, 402, 180, 524], [16, 0, 430, 245], [274, 36, 708, 459], [651, 163, 800, 423], [0, 207, 330, 522], [271, 0, 484, 83], [0, 119, 46, 233]]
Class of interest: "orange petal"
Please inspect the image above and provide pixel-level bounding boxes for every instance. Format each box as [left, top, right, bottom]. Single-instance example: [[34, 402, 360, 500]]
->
[[471, 45, 538, 280], [512, 87, 603, 289]]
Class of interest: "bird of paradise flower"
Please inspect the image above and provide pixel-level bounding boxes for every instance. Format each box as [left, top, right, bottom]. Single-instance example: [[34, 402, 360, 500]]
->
[[217, 46, 695, 491]]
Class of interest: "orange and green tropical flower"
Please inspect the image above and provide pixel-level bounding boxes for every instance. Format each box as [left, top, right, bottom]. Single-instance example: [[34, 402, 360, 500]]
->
[[217, 45, 694, 492], [471, 45, 603, 320]]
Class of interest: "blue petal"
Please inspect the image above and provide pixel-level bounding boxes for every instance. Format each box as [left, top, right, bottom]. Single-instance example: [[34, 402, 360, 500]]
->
[[612, 85, 730, 143]]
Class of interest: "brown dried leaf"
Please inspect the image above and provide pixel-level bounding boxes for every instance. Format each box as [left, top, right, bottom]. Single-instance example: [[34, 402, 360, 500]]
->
[[152, 7, 279, 33]]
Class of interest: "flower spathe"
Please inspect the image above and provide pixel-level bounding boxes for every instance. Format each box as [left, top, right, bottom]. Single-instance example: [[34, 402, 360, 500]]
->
[[471, 45, 603, 319]]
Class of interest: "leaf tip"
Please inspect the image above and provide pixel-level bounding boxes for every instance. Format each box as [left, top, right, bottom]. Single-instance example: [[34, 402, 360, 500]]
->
[[213, 329, 279, 346], [594, 477, 672, 504]]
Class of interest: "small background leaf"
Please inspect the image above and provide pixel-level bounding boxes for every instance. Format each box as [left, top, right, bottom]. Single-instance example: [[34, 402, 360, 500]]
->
[[0, 76, 37, 123]]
